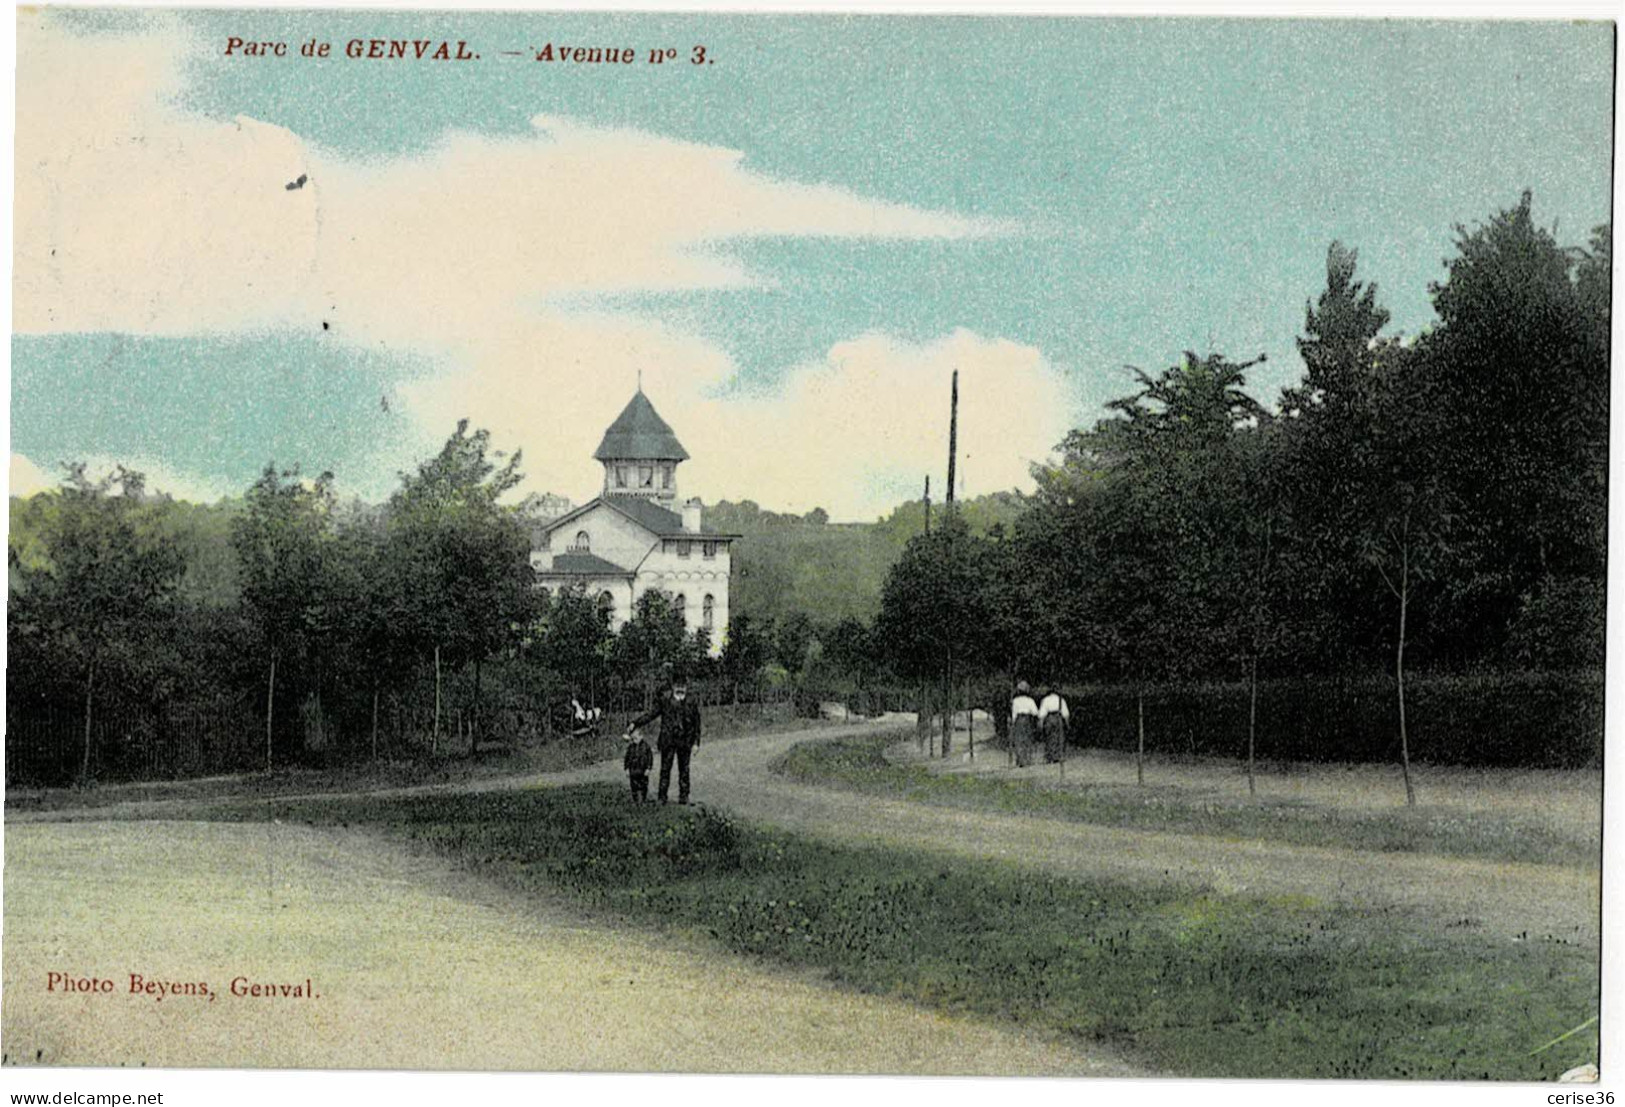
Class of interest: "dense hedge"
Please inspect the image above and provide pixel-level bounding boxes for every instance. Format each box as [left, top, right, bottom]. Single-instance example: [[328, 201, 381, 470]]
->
[[1063, 671, 1603, 769]]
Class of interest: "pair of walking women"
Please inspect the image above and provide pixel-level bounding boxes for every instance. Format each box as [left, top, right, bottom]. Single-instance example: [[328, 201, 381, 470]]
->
[[1009, 681, 1069, 767]]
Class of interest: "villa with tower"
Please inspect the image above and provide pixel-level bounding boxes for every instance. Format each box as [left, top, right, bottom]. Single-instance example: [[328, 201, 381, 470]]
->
[[531, 390, 736, 655]]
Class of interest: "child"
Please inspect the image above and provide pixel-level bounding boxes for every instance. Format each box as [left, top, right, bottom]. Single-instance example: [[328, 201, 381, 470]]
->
[[623, 732, 654, 803]]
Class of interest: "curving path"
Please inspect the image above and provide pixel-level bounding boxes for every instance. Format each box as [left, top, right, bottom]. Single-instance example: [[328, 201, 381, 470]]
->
[[544, 721, 1603, 950]]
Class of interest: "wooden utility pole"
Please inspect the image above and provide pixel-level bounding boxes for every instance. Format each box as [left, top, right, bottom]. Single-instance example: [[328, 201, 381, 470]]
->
[[923, 475, 932, 535], [265, 655, 276, 773], [946, 370, 959, 510], [433, 644, 442, 757]]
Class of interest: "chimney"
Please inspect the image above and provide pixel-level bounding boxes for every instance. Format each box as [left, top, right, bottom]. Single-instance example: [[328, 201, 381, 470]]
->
[[683, 497, 703, 533]]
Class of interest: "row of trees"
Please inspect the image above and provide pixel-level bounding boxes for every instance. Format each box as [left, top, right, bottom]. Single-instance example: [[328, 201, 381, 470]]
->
[[9, 422, 738, 780], [844, 194, 1607, 793]]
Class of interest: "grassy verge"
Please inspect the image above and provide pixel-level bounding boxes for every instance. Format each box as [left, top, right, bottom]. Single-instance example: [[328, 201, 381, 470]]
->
[[167, 785, 1595, 1080], [4, 707, 830, 816], [773, 736, 1598, 869]]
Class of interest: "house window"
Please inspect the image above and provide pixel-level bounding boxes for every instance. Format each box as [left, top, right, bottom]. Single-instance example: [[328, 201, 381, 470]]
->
[[615, 465, 628, 489], [639, 465, 654, 489], [598, 591, 615, 616], [703, 594, 715, 631], [702, 541, 717, 559], [676, 593, 688, 626], [677, 540, 690, 559], [662, 463, 674, 490], [573, 531, 591, 553]]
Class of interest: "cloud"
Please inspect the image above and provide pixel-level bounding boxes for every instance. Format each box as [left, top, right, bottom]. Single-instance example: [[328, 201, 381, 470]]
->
[[689, 329, 1071, 519], [15, 16, 997, 342], [9, 454, 54, 499], [14, 14, 1065, 519], [403, 327, 1070, 520], [14, 13, 318, 336]]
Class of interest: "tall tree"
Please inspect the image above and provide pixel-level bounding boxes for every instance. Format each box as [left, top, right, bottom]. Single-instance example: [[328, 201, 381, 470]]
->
[[232, 464, 337, 770], [539, 583, 613, 702], [719, 612, 772, 699], [612, 589, 707, 696], [1423, 194, 1606, 657], [10, 465, 185, 782], [1281, 242, 1399, 669], [385, 421, 539, 755]]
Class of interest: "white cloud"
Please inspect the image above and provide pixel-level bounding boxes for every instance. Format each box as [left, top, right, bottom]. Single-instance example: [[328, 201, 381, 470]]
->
[[14, 15, 1065, 519], [686, 330, 1070, 519], [14, 16, 998, 342], [404, 327, 1069, 521], [9, 454, 54, 499], [14, 14, 318, 336]]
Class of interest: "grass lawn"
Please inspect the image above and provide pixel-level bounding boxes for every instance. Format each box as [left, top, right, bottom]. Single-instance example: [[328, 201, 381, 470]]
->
[[774, 735, 1599, 869], [156, 784, 1598, 1080]]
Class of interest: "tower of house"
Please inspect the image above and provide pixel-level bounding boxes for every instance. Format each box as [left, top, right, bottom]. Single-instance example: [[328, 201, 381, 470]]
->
[[594, 389, 689, 502]]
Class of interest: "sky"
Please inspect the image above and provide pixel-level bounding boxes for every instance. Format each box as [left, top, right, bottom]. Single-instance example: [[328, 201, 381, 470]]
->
[[10, 9, 1615, 519]]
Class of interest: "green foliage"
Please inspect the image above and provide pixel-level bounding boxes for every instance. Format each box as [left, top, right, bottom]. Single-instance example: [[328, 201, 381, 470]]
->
[[232, 464, 338, 655], [874, 513, 1001, 680], [771, 611, 815, 674], [1423, 194, 1608, 634], [1505, 577, 1607, 671], [537, 583, 613, 694], [384, 420, 539, 669], [612, 588, 710, 686], [11, 466, 186, 652], [8, 465, 188, 779]]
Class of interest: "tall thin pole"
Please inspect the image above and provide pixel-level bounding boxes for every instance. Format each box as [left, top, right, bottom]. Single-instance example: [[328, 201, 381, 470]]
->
[[946, 370, 959, 509], [923, 475, 932, 535]]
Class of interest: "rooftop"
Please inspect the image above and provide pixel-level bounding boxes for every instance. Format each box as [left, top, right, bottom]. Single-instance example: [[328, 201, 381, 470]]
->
[[593, 391, 690, 462], [542, 551, 635, 577], [605, 495, 736, 537]]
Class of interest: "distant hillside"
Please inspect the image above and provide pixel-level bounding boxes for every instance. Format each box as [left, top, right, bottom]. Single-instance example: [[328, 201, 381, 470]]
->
[[709, 492, 1027, 625]]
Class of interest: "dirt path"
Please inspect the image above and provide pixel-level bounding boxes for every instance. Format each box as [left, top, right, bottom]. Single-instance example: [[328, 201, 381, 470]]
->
[[2, 819, 1134, 1074], [543, 722, 1602, 949]]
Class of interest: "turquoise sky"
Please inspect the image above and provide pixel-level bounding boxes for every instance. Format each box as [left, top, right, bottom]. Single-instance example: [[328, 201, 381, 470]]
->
[[13, 12, 1615, 509]]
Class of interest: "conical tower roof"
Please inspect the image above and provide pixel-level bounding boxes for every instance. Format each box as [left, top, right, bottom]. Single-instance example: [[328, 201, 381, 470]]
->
[[593, 391, 689, 462]]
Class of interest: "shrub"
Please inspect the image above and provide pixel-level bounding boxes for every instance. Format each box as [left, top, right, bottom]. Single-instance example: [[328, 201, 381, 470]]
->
[[1069, 671, 1602, 769]]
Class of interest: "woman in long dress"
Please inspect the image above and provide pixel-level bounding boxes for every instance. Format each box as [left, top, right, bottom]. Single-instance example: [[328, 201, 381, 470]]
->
[[1039, 687, 1070, 763], [1009, 681, 1039, 768]]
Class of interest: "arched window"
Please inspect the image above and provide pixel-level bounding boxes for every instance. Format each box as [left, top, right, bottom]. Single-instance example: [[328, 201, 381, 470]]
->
[[573, 530, 591, 553], [597, 590, 615, 617], [702, 594, 715, 631], [676, 593, 688, 627]]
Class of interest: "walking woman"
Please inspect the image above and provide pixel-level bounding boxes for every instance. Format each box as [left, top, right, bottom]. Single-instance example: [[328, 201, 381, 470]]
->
[[1009, 681, 1039, 768]]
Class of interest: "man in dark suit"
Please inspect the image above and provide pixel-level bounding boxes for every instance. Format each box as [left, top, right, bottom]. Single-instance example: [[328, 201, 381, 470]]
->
[[626, 679, 702, 804]]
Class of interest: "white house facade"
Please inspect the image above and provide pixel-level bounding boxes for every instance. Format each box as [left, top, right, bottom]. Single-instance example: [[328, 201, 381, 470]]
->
[[531, 391, 736, 654]]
